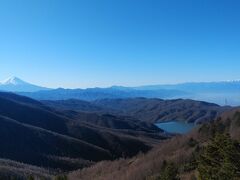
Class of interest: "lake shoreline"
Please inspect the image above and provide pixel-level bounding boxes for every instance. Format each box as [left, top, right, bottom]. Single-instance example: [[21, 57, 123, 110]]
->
[[155, 121, 196, 134]]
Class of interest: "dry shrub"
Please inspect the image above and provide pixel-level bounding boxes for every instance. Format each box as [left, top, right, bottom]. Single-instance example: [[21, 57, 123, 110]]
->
[[68, 134, 197, 180]]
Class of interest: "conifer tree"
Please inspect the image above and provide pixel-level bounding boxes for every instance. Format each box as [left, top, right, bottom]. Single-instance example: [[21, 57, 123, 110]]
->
[[198, 133, 240, 180]]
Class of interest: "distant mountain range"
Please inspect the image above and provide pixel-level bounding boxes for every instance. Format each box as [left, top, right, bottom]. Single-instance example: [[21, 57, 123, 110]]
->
[[19, 87, 188, 102], [1, 76, 240, 105], [133, 81, 240, 106]]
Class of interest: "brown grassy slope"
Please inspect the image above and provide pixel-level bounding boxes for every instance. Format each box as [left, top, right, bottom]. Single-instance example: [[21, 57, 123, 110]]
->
[[0, 158, 53, 180], [218, 107, 240, 140], [69, 135, 197, 180], [68, 108, 240, 180]]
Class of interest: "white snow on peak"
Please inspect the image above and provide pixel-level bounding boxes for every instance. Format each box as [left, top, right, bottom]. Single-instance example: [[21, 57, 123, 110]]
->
[[223, 79, 240, 83], [0, 76, 50, 92], [0, 76, 27, 85]]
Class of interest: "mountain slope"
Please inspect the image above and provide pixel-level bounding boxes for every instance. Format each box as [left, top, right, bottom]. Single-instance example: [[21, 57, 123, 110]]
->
[[68, 108, 240, 180], [94, 98, 230, 123], [0, 115, 110, 170], [0, 76, 50, 92], [0, 158, 53, 179], [43, 99, 103, 112], [63, 111, 161, 133], [45, 98, 228, 124], [0, 92, 164, 170]]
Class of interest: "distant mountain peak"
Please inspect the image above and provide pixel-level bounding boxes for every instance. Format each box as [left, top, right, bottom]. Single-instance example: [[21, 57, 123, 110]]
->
[[1, 76, 27, 85], [0, 76, 50, 92]]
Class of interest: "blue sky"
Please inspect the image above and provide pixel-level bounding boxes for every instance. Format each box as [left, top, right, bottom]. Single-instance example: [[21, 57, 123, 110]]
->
[[0, 0, 240, 88]]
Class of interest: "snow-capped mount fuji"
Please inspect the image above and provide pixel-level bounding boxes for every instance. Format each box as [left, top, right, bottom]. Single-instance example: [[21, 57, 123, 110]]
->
[[0, 76, 50, 92], [1, 76, 27, 85]]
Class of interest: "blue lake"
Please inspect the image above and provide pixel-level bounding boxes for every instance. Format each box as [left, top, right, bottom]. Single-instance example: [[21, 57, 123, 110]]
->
[[155, 121, 195, 134]]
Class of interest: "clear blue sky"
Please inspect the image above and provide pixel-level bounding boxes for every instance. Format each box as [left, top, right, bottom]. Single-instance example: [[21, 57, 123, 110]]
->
[[0, 0, 240, 88]]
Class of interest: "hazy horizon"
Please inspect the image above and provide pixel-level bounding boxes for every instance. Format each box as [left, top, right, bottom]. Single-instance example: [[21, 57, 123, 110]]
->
[[1, 75, 240, 89]]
